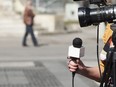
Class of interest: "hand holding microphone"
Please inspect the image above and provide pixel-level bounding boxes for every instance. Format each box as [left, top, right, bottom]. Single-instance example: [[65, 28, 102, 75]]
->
[[67, 37, 85, 73]]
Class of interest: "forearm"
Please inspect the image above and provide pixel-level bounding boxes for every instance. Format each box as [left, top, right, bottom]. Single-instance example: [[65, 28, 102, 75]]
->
[[78, 66, 101, 82]]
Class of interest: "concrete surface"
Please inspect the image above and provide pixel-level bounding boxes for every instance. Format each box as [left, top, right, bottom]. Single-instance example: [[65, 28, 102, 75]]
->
[[0, 25, 104, 87]]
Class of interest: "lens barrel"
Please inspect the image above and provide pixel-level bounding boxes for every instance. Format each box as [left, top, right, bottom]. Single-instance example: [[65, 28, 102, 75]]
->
[[78, 5, 116, 27]]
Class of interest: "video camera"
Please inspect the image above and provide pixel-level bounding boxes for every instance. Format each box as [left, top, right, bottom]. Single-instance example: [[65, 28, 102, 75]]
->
[[74, 0, 116, 27]]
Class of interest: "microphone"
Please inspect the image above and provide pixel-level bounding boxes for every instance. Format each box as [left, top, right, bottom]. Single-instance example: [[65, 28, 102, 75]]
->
[[68, 37, 85, 59], [68, 37, 85, 87]]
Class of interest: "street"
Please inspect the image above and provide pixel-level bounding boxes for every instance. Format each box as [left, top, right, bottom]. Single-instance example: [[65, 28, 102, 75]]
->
[[0, 26, 103, 87]]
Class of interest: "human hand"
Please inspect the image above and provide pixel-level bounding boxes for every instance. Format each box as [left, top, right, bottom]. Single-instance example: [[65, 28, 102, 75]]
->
[[67, 57, 85, 73]]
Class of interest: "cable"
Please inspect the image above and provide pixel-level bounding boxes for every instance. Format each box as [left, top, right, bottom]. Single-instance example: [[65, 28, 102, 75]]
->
[[72, 72, 75, 87], [96, 24, 102, 78]]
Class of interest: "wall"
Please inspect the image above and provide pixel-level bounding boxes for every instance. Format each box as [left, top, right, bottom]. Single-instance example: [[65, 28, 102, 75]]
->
[[34, 14, 64, 33], [64, 3, 80, 21]]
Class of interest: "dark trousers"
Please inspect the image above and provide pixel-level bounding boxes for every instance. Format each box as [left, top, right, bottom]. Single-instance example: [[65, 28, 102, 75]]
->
[[22, 25, 38, 46]]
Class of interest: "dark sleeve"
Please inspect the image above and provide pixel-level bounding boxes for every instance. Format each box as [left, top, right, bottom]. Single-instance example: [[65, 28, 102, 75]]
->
[[103, 37, 111, 53]]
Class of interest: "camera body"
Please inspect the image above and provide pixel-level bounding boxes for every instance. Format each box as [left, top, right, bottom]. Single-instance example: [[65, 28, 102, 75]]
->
[[74, 0, 116, 27]]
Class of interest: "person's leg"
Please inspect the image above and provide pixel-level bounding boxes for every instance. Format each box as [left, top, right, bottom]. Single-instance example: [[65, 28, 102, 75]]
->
[[29, 25, 39, 46], [22, 25, 29, 46]]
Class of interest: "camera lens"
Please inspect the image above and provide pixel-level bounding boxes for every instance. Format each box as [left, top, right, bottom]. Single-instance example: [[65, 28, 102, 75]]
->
[[78, 5, 116, 27], [78, 7, 91, 27]]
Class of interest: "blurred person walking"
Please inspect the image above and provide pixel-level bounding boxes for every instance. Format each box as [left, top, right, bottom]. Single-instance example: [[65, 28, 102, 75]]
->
[[23, 0, 39, 47]]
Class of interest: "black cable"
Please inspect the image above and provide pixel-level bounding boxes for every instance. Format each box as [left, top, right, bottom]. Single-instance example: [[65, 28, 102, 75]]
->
[[96, 24, 102, 78], [72, 72, 75, 87]]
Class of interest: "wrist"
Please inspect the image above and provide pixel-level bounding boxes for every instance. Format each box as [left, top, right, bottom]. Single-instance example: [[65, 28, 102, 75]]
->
[[77, 66, 87, 75]]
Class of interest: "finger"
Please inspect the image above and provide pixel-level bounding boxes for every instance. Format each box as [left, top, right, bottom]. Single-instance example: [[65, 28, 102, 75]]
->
[[69, 68, 77, 72], [68, 64, 78, 70], [69, 61, 78, 66], [76, 59, 80, 64]]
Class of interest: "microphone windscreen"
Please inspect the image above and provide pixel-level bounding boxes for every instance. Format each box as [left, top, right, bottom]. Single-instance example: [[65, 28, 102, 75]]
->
[[73, 38, 82, 48]]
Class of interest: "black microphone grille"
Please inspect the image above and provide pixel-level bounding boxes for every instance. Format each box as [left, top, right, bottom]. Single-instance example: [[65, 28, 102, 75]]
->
[[73, 37, 82, 48]]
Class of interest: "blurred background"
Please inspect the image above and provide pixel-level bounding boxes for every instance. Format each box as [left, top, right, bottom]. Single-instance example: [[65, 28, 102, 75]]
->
[[0, 0, 86, 37], [0, 0, 113, 87], [0, 0, 116, 37]]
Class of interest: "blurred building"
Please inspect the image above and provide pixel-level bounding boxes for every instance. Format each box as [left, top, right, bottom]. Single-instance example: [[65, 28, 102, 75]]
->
[[0, 0, 71, 36], [0, 0, 76, 16], [33, 0, 65, 14], [0, 0, 25, 37]]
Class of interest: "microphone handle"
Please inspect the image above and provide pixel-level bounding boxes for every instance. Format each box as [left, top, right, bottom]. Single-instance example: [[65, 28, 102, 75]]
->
[[71, 58, 77, 77], [72, 72, 75, 87], [72, 72, 75, 77], [72, 58, 77, 87], [71, 57, 80, 77]]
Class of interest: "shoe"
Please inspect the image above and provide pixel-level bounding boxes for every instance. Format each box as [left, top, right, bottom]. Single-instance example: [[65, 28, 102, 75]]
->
[[22, 44, 28, 47]]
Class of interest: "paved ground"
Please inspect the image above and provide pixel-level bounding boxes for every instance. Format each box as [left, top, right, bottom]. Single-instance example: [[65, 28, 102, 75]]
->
[[0, 26, 104, 87]]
